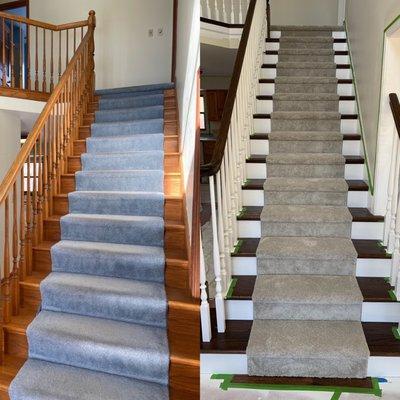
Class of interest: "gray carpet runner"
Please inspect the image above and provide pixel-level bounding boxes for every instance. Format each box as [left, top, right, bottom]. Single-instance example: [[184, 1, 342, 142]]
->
[[10, 82, 173, 399], [247, 26, 370, 378]]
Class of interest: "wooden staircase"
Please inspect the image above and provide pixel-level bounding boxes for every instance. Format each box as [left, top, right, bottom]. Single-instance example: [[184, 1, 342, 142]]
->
[[0, 89, 199, 399]]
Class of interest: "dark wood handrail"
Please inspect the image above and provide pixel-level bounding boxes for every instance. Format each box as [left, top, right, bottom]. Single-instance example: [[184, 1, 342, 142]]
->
[[389, 93, 400, 139], [200, 0, 258, 177]]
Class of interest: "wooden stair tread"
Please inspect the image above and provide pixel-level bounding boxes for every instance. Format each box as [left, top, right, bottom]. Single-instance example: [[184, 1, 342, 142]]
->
[[232, 238, 391, 259], [4, 307, 36, 333], [246, 154, 364, 163], [228, 276, 395, 303], [19, 271, 48, 288]]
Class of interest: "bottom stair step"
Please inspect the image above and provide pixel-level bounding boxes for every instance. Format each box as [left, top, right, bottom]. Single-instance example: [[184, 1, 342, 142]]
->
[[9, 359, 168, 400], [27, 310, 169, 385], [40, 272, 167, 328], [247, 319, 370, 378]]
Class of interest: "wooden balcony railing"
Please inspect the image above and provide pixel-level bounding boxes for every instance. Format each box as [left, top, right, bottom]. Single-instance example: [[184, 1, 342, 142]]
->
[[0, 10, 91, 99], [0, 11, 95, 351]]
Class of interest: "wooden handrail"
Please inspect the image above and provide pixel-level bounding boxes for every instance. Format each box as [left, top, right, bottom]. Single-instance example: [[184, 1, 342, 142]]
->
[[0, 11, 95, 334], [200, 0, 257, 177], [0, 11, 89, 31], [389, 93, 400, 139]]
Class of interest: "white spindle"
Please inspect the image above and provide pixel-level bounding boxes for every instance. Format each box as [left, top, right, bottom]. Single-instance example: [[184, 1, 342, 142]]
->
[[239, 0, 244, 24], [230, 0, 235, 24], [388, 139, 400, 253], [214, 0, 220, 21], [209, 175, 226, 333], [391, 195, 400, 289], [222, 0, 228, 22], [200, 235, 212, 342], [205, 0, 212, 19]]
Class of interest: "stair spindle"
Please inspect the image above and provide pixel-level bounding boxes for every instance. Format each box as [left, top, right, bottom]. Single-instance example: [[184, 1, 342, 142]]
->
[[34, 26, 39, 91], [32, 144, 38, 248], [2, 17, 6, 87], [12, 182, 19, 316], [50, 30, 54, 91], [214, 0, 220, 20], [25, 152, 32, 274], [10, 20, 15, 87], [19, 169, 26, 282], [58, 30, 61, 83], [205, 0, 211, 19], [230, 0, 235, 24], [66, 29, 69, 66], [27, 23, 31, 90], [74, 28, 76, 52], [19, 22, 23, 89], [238, 0, 243, 24], [3, 196, 11, 323], [222, 0, 227, 22], [42, 28, 47, 92]]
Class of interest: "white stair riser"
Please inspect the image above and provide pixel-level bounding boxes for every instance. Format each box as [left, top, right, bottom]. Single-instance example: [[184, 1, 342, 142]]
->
[[246, 162, 364, 180], [259, 83, 355, 96], [256, 100, 357, 114], [261, 68, 352, 80], [265, 43, 348, 52], [263, 54, 350, 64], [237, 220, 384, 240], [201, 354, 400, 377], [232, 257, 391, 278], [253, 119, 358, 134], [225, 300, 399, 323], [269, 32, 347, 39], [242, 188, 368, 208], [250, 139, 361, 156]]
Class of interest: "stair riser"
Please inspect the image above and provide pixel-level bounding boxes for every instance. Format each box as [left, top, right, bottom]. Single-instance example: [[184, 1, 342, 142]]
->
[[225, 300, 400, 324], [20, 284, 42, 310], [261, 221, 351, 238], [266, 42, 348, 52], [99, 95, 164, 110], [246, 163, 363, 180], [4, 330, 27, 358], [239, 220, 384, 240], [243, 188, 368, 208], [257, 100, 356, 113], [73, 141, 86, 156], [232, 257, 391, 278], [265, 54, 349, 63], [269, 140, 342, 153], [259, 83, 354, 96], [264, 191, 347, 206], [250, 139, 361, 156], [95, 107, 163, 123], [281, 30, 333, 37], [91, 120, 164, 137], [270, 31, 346, 39], [200, 354, 400, 378], [253, 303, 362, 321], [262, 68, 351, 80]]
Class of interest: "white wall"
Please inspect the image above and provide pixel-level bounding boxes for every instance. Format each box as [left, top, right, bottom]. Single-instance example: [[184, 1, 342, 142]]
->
[[30, 0, 173, 90], [270, 0, 339, 26], [345, 0, 400, 203], [175, 0, 200, 235]]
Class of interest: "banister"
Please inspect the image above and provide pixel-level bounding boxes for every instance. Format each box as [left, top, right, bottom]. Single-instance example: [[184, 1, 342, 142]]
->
[[0, 11, 89, 31], [389, 93, 400, 139], [200, 0, 258, 177], [0, 10, 95, 204]]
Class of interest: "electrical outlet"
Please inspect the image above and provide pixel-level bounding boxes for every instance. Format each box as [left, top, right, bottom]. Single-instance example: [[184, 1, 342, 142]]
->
[[148, 29, 154, 38], [157, 28, 164, 36]]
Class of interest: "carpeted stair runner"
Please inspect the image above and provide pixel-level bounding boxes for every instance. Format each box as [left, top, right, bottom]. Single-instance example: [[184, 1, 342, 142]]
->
[[10, 82, 174, 399], [247, 26, 370, 379]]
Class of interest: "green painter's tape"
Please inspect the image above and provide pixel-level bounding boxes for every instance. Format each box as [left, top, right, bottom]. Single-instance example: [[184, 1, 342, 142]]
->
[[392, 326, 400, 341], [388, 290, 397, 301], [210, 375, 382, 398], [226, 278, 238, 299], [232, 239, 244, 255], [237, 207, 247, 218]]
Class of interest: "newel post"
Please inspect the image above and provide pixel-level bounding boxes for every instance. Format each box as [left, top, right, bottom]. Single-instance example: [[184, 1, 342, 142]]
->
[[88, 10, 96, 99]]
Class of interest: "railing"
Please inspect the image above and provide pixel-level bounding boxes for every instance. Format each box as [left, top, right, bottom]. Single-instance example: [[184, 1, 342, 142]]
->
[[201, 0, 250, 25], [200, 0, 267, 340], [0, 11, 90, 95], [0, 11, 95, 353], [385, 93, 400, 299]]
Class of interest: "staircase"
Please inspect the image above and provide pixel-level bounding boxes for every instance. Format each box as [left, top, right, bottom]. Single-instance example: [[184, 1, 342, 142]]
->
[[201, 17, 400, 385]]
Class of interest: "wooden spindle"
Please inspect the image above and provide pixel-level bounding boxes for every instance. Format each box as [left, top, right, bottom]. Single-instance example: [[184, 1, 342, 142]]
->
[[34, 26, 39, 91], [11, 20, 15, 87], [25, 151, 32, 275], [27, 23, 31, 90], [50, 30, 54, 91], [32, 144, 38, 247], [12, 182, 19, 315], [74, 28, 76, 52], [66, 29, 69, 65], [37, 131, 44, 243], [2, 17, 6, 87], [43, 122, 50, 218], [3, 195, 11, 323], [19, 22, 23, 88], [58, 30, 61, 82], [19, 169, 26, 282], [42, 28, 46, 92]]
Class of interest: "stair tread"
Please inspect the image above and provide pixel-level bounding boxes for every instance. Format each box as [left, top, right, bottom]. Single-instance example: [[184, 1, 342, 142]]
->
[[260, 204, 352, 223], [271, 111, 340, 119], [271, 25, 345, 31], [264, 177, 348, 192], [253, 275, 363, 304], [266, 153, 345, 165], [9, 359, 168, 400], [28, 310, 169, 384], [41, 272, 167, 327], [272, 93, 340, 100], [257, 236, 356, 259], [269, 131, 343, 141]]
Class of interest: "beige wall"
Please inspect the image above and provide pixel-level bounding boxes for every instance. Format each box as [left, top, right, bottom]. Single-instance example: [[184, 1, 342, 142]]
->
[[345, 0, 400, 182], [30, 0, 173, 90], [270, 0, 339, 26]]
